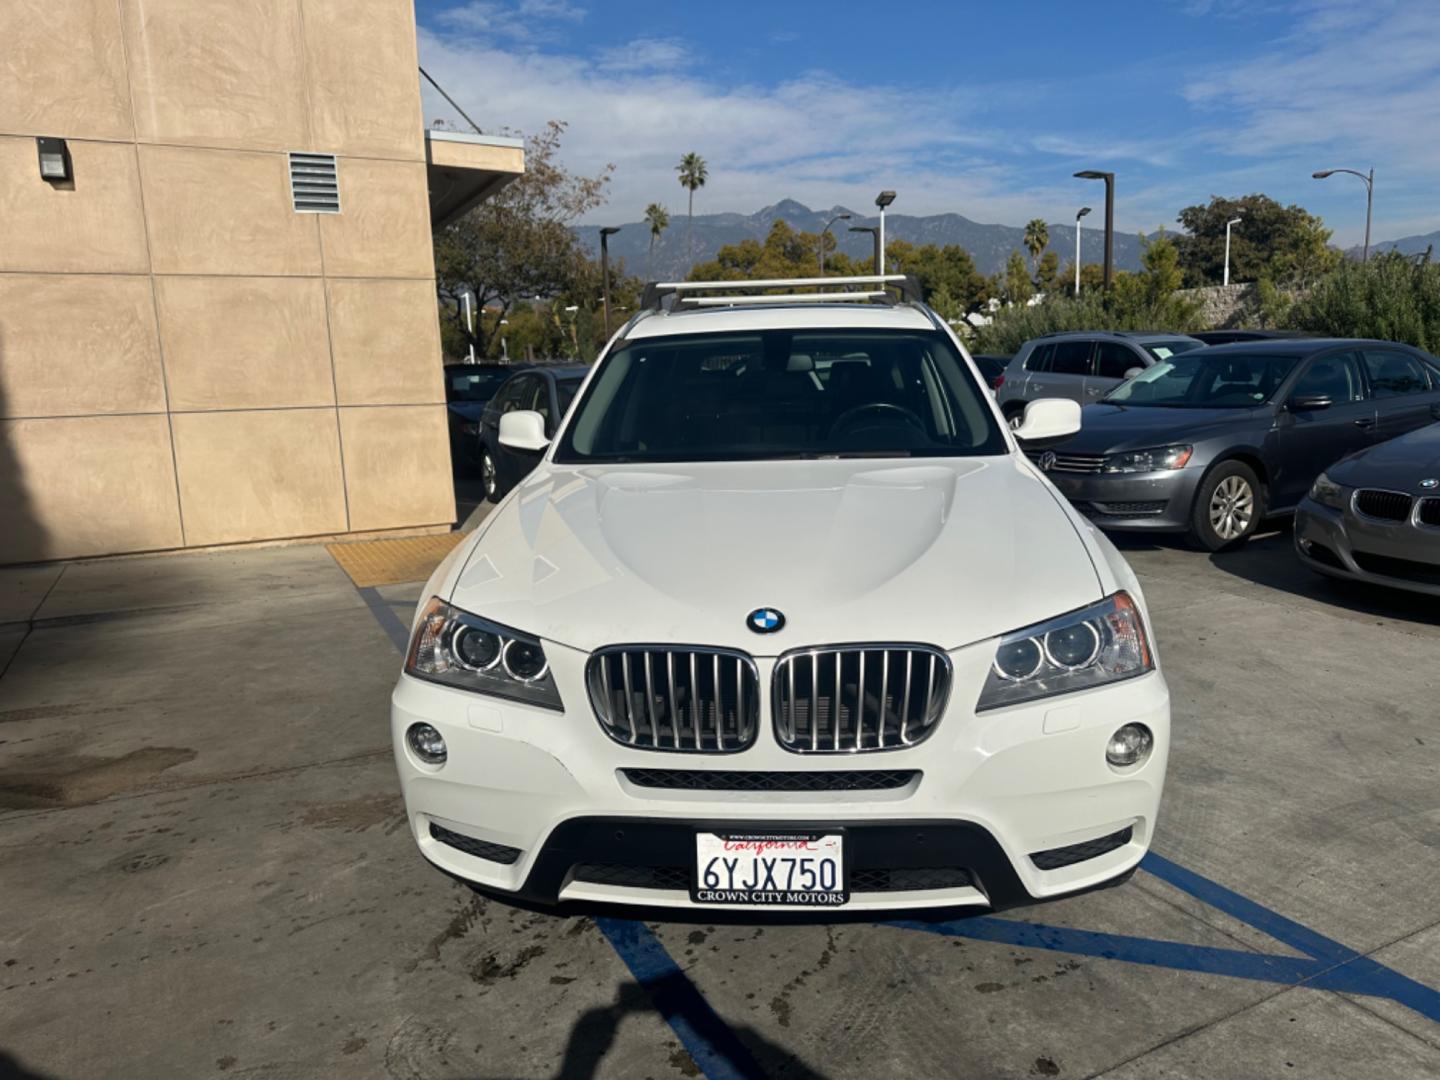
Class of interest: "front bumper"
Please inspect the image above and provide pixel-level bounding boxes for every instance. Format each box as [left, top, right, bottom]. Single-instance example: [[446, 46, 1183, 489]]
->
[[1295, 498, 1440, 597], [391, 636, 1170, 915], [1045, 466, 1202, 532]]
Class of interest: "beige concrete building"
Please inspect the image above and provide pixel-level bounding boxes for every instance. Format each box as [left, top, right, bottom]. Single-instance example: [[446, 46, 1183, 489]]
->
[[0, 0, 522, 564]]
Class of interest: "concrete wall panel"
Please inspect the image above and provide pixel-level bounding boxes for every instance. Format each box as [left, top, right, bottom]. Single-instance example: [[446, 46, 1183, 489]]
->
[[172, 408, 347, 546], [300, 0, 424, 160], [318, 158, 433, 278], [120, 0, 309, 151], [0, 274, 166, 418], [0, 137, 150, 274], [0, 0, 134, 141], [327, 278, 444, 406], [0, 414, 183, 562], [156, 276, 334, 410], [338, 405, 453, 532], [139, 145, 323, 276]]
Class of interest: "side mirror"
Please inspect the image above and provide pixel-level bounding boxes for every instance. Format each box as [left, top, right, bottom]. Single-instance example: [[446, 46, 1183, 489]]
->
[[1289, 394, 1332, 412], [1124, 366, 1144, 380], [1013, 398, 1082, 447], [499, 410, 550, 451]]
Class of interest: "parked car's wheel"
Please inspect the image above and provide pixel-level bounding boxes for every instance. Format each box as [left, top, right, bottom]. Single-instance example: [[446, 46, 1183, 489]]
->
[[1001, 400, 1026, 426], [1190, 461, 1263, 551], [481, 449, 500, 503]]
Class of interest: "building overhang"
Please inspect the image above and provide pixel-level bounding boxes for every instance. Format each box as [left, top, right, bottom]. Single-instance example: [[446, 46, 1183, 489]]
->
[[425, 129, 525, 229]]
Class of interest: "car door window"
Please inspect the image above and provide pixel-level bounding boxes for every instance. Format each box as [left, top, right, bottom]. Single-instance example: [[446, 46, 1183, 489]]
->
[[496, 376, 532, 413], [1361, 350, 1428, 397], [528, 377, 552, 425], [1049, 341, 1092, 376], [1291, 352, 1365, 403], [1025, 344, 1054, 372], [1096, 341, 1142, 380]]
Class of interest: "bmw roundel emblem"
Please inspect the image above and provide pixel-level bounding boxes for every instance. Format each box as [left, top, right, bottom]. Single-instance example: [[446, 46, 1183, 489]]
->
[[1421, 478, 1439, 490], [747, 607, 785, 634]]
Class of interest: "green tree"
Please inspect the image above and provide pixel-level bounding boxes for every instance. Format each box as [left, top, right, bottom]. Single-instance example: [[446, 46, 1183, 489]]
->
[[886, 240, 989, 313], [643, 202, 670, 278], [1175, 194, 1341, 287], [1023, 219, 1049, 281], [1288, 252, 1440, 349], [676, 152, 708, 266], [688, 219, 865, 282], [432, 121, 611, 357], [1004, 250, 1034, 305], [1036, 250, 1061, 296]]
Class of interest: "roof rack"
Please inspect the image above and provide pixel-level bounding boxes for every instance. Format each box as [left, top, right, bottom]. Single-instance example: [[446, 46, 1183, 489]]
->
[[640, 274, 923, 312]]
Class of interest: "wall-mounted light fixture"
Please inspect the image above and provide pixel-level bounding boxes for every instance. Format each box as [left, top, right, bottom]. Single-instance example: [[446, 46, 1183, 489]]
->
[[36, 137, 72, 182]]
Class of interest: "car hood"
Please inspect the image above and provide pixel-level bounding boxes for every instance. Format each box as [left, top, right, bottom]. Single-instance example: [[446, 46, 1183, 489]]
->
[[1059, 403, 1271, 453], [450, 458, 1103, 655], [1329, 421, 1440, 489], [446, 401, 486, 422]]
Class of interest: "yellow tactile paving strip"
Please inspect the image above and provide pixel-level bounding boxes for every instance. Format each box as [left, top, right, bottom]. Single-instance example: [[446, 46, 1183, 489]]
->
[[326, 533, 466, 588]]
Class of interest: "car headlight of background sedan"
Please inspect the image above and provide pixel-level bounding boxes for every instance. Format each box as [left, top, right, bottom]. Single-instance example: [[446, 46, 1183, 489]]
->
[[1308, 472, 1346, 510], [978, 592, 1153, 710], [1103, 445, 1192, 474], [405, 597, 562, 710]]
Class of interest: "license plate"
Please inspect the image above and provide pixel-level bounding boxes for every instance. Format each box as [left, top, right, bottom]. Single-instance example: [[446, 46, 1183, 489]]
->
[[692, 832, 847, 906]]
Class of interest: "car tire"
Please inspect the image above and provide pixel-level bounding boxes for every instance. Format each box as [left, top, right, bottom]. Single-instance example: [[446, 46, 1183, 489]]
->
[[1001, 400, 1027, 426], [1189, 460, 1264, 551], [481, 449, 500, 503]]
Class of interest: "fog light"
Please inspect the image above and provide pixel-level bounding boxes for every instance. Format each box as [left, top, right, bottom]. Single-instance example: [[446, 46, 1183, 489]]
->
[[1106, 723, 1153, 767], [407, 722, 447, 765]]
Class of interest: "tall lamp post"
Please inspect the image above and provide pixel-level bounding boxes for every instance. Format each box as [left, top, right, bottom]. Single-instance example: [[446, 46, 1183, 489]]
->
[[1312, 167, 1373, 262], [875, 190, 896, 273], [849, 225, 881, 274], [1074, 206, 1091, 295], [1073, 171, 1115, 290], [598, 226, 621, 336], [499, 318, 509, 361], [819, 212, 852, 273], [1223, 216, 1242, 286]]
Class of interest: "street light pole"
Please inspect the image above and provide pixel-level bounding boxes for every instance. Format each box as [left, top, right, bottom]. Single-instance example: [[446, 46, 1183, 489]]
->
[[599, 226, 620, 337], [819, 212, 852, 274], [1074, 206, 1091, 295], [1312, 167, 1373, 262], [1073, 171, 1115, 290], [1223, 216, 1242, 286], [849, 226, 881, 275], [875, 190, 896, 273]]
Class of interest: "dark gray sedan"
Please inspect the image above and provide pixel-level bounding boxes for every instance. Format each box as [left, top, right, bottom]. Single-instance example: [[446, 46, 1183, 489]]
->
[[1034, 340, 1440, 549], [1295, 422, 1440, 596]]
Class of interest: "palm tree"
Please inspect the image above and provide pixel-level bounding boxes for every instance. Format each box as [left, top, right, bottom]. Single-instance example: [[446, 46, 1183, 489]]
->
[[1023, 218, 1049, 282], [675, 152, 708, 265], [644, 202, 670, 278]]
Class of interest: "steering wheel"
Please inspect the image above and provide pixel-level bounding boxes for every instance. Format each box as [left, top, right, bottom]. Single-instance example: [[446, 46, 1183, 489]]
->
[[827, 402, 927, 440]]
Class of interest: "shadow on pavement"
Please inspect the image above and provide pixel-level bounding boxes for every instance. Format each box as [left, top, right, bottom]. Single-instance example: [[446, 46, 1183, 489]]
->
[[0, 329, 51, 567]]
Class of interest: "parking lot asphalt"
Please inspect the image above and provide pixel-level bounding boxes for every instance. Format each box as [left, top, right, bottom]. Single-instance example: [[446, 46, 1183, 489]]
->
[[1, 524, 1438, 1079]]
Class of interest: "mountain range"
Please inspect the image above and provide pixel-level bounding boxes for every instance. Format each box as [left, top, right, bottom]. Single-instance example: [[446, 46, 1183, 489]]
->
[[576, 198, 1151, 281], [1349, 230, 1440, 260]]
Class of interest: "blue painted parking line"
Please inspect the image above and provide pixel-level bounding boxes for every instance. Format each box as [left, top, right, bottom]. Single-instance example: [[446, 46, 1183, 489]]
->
[[359, 580, 1439, 1080]]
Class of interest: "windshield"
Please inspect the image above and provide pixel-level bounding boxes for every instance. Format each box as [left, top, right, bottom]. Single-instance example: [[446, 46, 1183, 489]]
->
[[1105, 352, 1302, 408], [554, 329, 1007, 462], [1142, 340, 1204, 362], [446, 370, 509, 402]]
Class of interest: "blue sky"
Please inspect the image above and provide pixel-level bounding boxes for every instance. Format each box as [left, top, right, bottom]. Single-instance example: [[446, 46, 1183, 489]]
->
[[413, 0, 1440, 245]]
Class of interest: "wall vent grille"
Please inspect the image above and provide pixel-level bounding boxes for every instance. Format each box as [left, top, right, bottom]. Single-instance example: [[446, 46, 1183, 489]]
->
[[289, 152, 339, 213]]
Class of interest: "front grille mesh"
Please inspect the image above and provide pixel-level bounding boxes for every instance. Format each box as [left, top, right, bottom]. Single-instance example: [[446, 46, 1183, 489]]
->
[[1418, 497, 1440, 527], [1030, 451, 1108, 474], [621, 768, 919, 792], [429, 822, 522, 865], [573, 863, 690, 890], [587, 647, 759, 752], [773, 646, 950, 753], [1352, 551, 1440, 586], [1354, 489, 1413, 521], [850, 866, 973, 892], [1083, 500, 1169, 517], [1030, 826, 1133, 870]]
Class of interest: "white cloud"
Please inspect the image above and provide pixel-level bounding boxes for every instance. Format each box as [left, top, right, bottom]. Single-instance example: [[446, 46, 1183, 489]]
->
[[596, 37, 691, 73]]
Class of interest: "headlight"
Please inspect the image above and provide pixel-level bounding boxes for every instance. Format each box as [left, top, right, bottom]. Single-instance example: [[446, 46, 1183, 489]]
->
[[405, 597, 562, 710], [1308, 472, 1346, 510], [977, 591, 1153, 711], [1103, 445, 1192, 474]]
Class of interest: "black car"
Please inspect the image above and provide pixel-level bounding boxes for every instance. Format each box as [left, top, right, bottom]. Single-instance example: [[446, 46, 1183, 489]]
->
[[444, 364, 524, 466], [478, 365, 590, 501], [1187, 329, 1314, 346], [1036, 339, 1440, 549], [970, 353, 1009, 390]]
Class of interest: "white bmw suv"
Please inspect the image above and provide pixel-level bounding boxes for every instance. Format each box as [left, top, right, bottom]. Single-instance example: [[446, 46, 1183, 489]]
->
[[392, 275, 1169, 915]]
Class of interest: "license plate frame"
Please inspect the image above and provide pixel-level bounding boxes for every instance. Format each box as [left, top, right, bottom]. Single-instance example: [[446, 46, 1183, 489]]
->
[[691, 830, 848, 907]]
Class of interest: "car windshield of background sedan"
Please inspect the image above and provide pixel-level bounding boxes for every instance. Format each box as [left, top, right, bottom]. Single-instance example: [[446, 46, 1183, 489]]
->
[[447, 370, 509, 402], [555, 330, 1007, 462], [1104, 352, 1301, 408]]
